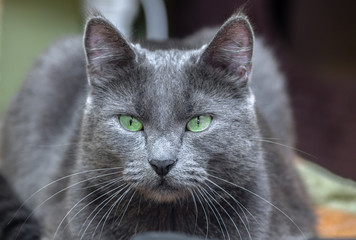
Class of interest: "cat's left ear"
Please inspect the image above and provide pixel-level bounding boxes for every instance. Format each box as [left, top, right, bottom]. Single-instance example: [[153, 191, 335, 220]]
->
[[200, 13, 254, 80], [84, 16, 136, 79]]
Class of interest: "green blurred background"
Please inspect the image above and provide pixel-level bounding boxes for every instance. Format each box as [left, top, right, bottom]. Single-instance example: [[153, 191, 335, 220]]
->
[[0, 0, 82, 117]]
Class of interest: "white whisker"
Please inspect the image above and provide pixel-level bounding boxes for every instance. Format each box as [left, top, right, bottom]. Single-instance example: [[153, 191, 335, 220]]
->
[[67, 181, 126, 235], [116, 188, 136, 227], [250, 138, 318, 159], [204, 178, 259, 229], [209, 174, 308, 240], [192, 189, 209, 240], [78, 184, 129, 240], [52, 178, 122, 240], [111, 187, 134, 226], [10, 167, 123, 225], [197, 187, 229, 240], [97, 187, 135, 239], [202, 182, 250, 240], [16, 169, 123, 239], [188, 189, 199, 235]]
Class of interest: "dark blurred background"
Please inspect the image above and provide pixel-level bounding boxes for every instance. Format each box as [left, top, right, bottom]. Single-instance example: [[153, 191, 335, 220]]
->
[[1, 0, 356, 180]]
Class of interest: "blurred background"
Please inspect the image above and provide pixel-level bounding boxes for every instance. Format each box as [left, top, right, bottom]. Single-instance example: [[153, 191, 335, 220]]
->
[[0, 0, 355, 180]]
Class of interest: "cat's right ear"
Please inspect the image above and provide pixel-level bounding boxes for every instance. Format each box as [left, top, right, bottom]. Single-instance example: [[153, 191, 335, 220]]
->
[[199, 13, 254, 82], [84, 17, 136, 82]]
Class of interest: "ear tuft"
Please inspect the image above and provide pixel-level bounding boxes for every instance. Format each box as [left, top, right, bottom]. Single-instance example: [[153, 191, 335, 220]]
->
[[84, 17, 135, 76], [201, 13, 254, 79]]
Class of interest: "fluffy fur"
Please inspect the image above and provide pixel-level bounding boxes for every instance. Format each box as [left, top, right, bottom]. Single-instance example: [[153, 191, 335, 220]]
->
[[1, 13, 315, 239]]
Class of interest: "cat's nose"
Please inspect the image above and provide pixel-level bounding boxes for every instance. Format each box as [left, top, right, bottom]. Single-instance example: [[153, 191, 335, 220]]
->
[[149, 159, 176, 177]]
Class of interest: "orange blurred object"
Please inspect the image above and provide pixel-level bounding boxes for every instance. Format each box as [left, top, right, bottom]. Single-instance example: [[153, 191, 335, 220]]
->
[[316, 206, 356, 238]]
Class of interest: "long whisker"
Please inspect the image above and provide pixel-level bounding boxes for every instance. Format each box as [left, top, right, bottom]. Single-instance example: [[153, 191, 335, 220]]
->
[[10, 167, 123, 224], [64, 181, 126, 236], [97, 187, 135, 239], [192, 189, 209, 240], [31, 171, 121, 219], [95, 189, 128, 240], [188, 189, 199, 235], [208, 174, 308, 240], [133, 197, 142, 235], [16, 170, 122, 239], [250, 138, 318, 159], [196, 187, 229, 240], [74, 177, 121, 191], [199, 186, 243, 240], [78, 184, 129, 239], [202, 182, 250, 240], [97, 192, 125, 239], [204, 178, 260, 229], [116, 188, 136, 227], [111, 187, 134, 226], [52, 178, 122, 240]]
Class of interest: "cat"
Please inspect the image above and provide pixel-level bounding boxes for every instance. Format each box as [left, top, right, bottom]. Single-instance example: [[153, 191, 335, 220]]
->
[[0, 12, 316, 240]]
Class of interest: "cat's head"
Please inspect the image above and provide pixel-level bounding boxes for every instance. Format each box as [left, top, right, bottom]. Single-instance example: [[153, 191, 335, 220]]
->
[[79, 13, 264, 203]]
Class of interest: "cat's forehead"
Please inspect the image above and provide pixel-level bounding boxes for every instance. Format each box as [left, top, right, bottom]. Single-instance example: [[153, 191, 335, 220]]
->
[[133, 44, 200, 97], [134, 43, 202, 68]]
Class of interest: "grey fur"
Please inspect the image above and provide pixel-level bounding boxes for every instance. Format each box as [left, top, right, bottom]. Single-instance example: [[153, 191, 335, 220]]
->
[[1, 13, 315, 240]]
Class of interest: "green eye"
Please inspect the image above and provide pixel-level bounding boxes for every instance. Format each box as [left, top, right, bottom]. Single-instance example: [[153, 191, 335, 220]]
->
[[187, 115, 212, 132], [119, 115, 143, 132]]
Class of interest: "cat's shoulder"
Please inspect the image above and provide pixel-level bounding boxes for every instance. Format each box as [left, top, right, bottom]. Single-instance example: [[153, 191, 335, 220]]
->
[[39, 35, 84, 63], [26, 35, 86, 85], [22, 35, 87, 100]]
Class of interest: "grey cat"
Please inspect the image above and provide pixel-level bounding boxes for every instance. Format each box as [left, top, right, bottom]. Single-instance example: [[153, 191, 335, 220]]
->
[[1, 12, 316, 240]]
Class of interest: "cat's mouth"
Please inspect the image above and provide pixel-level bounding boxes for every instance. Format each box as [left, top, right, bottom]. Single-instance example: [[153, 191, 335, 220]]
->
[[157, 178, 170, 186], [136, 178, 190, 203]]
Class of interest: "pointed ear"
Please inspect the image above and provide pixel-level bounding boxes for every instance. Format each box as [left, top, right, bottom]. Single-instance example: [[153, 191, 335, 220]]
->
[[84, 17, 136, 77], [200, 14, 254, 80]]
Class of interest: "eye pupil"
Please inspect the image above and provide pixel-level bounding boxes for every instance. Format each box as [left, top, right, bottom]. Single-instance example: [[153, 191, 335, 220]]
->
[[197, 116, 200, 126], [129, 117, 133, 126]]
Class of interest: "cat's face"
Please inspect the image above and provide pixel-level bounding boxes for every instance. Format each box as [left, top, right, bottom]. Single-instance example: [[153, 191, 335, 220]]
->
[[79, 14, 263, 203]]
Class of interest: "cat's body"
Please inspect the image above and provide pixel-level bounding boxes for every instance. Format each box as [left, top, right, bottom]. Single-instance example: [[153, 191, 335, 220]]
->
[[1, 13, 315, 239]]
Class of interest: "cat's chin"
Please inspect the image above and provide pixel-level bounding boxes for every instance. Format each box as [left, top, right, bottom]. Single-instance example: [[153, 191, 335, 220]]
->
[[136, 181, 190, 203], [140, 189, 190, 203]]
